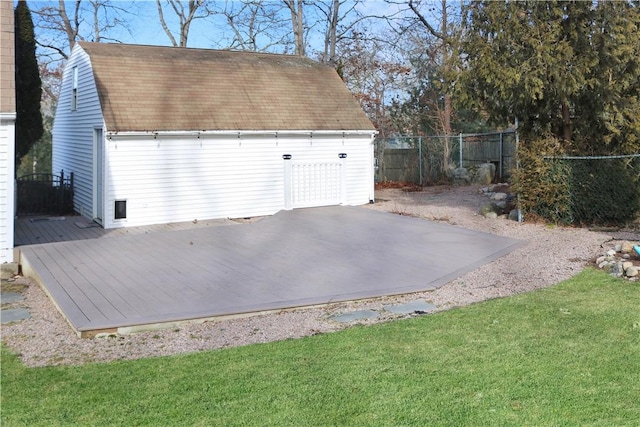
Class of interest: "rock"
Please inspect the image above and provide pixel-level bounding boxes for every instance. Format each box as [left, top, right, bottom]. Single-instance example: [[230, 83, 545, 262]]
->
[[0, 308, 31, 323], [472, 163, 495, 185], [453, 167, 471, 185], [615, 244, 623, 252], [491, 192, 508, 201], [626, 266, 639, 277], [596, 256, 607, 264], [598, 261, 610, 269], [609, 262, 625, 277], [622, 254, 631, 259], [621, 241, 634, 253], [1, 262, 19, 280], [484, 212, 498, 219], [623, 261, 634, 270], [0, 292, 25, 304], [480, 202, 503, 218], [509, 209, 521, 221], [606, 249, 616, 257]]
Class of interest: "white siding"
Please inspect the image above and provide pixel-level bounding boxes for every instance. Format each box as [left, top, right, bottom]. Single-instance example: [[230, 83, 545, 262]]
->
[[103, 132, 374, 229], [0, 115, 15, 263], [52, 45, 104, 220]]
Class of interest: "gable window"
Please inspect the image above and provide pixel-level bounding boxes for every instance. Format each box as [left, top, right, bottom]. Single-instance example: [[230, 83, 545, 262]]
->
[[71, 66, 78, 110]]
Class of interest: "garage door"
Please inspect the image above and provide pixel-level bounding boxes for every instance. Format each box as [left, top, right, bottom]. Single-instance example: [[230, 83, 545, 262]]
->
[[284, 156, 347, 209]]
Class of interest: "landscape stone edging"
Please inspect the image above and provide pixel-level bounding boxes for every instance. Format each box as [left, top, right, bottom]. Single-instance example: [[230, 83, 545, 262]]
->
[[596, 241, 640, 280]]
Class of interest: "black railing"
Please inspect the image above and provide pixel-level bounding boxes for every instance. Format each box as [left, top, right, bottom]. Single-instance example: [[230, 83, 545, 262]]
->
[[17, 170, 74, 215]]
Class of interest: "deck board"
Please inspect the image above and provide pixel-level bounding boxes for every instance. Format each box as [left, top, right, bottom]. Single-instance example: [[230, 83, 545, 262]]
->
[[18, 206, 525, 335]]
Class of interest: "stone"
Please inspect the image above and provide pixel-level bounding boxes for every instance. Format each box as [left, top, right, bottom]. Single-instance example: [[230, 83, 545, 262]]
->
[[453, 167, 472, 185], [453, 167, 469, 179], [609, 262, 624, 277], [330, 309, 380, 323], [509, 209, 521, 221], [615, 244, 623, 252], [606, 249, 616, 257], [484, 211, 498, 219], [472, 163, 495, 185], [598, 261, 610, 269], [491, 192, 508, 201], [1, 292, 25, 304], [626, 266, 639, 277], [622, 254, 631, 259], [480, 202, 503, 218], [383, 300, 436, 315], [0, 308, 31, 323], [1, 262, 19, 280], [596, 256, 607, 264], [623, 261, 634, 270], [621, 241, 634, 253]]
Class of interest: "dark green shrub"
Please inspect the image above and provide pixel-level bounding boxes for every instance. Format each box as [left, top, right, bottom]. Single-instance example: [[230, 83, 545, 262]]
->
[[567, 157, 640, 226], [513, 135, 640, 226]]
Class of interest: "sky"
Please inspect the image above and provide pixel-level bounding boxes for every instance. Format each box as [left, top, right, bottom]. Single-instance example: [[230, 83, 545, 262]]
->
[[25, 0, 408, 61]]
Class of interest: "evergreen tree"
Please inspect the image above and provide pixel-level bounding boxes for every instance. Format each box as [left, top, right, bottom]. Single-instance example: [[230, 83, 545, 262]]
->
[[15, 0, 43, 164], [460, 0, 640, 154]]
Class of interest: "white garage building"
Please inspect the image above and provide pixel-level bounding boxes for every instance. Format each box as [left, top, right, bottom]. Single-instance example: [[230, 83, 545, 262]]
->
[[53, 42, 377, 229]]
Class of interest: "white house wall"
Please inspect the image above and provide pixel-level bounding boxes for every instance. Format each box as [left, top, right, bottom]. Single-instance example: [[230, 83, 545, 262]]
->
[[0, 115, 15, 263], [103, 132, 374, 229], [52, 45, 104, 219]]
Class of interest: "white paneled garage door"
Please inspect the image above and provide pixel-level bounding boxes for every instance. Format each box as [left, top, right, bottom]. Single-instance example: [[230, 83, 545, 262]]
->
[[285, 158, 347, 209]]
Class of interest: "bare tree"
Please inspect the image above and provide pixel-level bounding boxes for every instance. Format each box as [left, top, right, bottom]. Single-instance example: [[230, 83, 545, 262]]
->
[[282, 0, 305, 55], [338, 28, 410, 136], [313, 0, 365, 65], [33, 0, 133, 62], [156, 0, 210, 47], [209, 0, 289, 52], [406, 0, 456, 136]]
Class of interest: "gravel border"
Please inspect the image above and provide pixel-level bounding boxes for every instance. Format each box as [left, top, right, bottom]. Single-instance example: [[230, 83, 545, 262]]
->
[[2, 185, 638, 367]]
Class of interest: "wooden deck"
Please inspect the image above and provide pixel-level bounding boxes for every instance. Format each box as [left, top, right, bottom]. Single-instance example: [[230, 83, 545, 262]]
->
[[15, 215, 236, 246], [17, 207, 525, 337]]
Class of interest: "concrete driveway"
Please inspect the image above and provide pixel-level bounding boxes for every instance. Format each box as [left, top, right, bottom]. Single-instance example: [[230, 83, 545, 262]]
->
[[20, 206, 524, 336]]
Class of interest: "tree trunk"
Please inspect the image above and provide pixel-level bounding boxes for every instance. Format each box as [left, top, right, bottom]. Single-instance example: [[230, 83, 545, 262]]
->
[[284, 0, 305, 55]]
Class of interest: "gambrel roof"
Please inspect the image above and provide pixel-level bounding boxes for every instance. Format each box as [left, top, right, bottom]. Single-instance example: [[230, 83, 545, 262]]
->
[[78, 42, 375, 133]]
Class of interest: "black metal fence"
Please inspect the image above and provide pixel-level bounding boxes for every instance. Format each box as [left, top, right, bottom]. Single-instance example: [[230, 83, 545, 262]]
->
[[375, 131, 517, 185], [17, 170, 74, 215]]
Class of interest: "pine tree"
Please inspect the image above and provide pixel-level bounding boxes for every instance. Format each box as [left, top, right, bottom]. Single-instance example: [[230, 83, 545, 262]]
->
[[460, 0, 640, 155], [15, 0, 43, 165]]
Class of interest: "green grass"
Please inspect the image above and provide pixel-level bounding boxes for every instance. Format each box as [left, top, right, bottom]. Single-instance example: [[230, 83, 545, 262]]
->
[[2, 268, 639, 426]]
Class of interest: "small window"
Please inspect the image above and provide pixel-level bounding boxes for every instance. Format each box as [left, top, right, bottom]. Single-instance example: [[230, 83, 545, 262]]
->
[[114, 200, 126, 220], [71, 66, 78, 110]]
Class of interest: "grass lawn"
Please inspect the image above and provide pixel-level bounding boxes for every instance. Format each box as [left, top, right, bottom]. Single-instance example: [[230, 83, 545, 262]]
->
[[2, 268, 639, 426]]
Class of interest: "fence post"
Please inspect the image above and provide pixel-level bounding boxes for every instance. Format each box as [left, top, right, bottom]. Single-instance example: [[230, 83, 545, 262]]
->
[[59, 170, 64, 215], [418, 137, 423, 186], [499, 132, 503, 181], [459, 133, 463, 169], [515, 124, 523, 223]]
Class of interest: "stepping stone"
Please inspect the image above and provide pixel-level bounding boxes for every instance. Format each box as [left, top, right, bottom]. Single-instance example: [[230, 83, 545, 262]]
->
[[383, 300, 436, 315], [1, 308, 31, 323], [330, 309, 380, 323], [1, 292, 25, 304]]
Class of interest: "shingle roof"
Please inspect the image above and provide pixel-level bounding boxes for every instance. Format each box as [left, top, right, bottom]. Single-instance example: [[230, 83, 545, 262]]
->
[[78, 42, 375, 133]]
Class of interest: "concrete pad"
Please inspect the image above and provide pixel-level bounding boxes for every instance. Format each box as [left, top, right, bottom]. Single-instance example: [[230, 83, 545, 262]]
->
[[1, 308, 31, 323], [383, 300, 436, 315], [1, 292, 25, 304], [330, 309, 380, 323], [20, 206, 524, 335]]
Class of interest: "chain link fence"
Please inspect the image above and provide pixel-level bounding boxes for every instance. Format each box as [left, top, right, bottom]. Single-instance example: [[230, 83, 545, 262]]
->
[[375, 130, 517, 185], [533, 154, 640, 226]]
